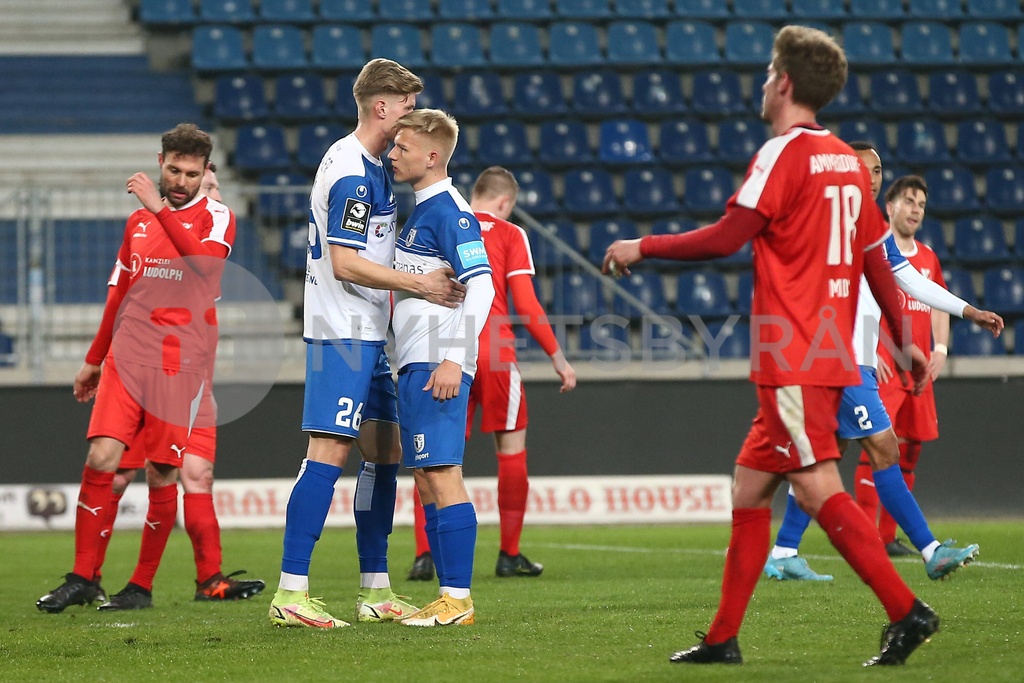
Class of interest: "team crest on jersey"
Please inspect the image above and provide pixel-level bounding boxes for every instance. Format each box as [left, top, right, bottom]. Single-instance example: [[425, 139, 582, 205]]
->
[[356, 184, 368, 198], [413, 433, 425, 453], [342, 198, 370, 235], [458, 217, 471, 230], [405, 227, 418, 247]]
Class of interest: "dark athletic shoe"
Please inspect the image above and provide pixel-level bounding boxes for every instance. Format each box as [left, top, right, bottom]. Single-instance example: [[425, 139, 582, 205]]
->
[[98, 583, 153, 611], [407, 552, 435, 582], [670, 631, 743, 664], [886, 538, 916, 557], [36, 573, 105, 613], [495, 551, 543, 577], [864, 599, 940, 666], [195, 570, 266, 601]]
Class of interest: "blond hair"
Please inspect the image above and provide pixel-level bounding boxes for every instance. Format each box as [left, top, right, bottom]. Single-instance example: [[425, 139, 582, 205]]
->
[[772, 25, 847, 112], [471, 166, 520, 201], [352, 58, 423, 116], [393, 109, 460, 164]]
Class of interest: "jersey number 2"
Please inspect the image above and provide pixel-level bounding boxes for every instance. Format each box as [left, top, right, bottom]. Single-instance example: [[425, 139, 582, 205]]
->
[[824, 184, 863, 266]]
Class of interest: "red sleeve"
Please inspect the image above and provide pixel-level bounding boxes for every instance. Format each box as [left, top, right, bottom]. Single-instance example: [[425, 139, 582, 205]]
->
[[505, 225, 535, 278], [864, 245, 911, 351], [85, 275, 130, 365], [638, 206, 767, 261], [155, 207, 230, 260], [508, 274, 559, 357]]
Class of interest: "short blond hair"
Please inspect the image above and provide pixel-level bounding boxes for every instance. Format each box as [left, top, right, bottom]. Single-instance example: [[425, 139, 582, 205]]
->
[[352, 58, 423, 116], [772, 25, 847, 112], [471, 166, 519, 201], [393, 109, 460, 164]]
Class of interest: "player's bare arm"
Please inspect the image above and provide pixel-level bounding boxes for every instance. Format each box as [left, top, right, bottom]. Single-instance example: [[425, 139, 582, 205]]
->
[[551, 350, 576, 393], [423, 359, 463, 401], [963, 305, 1003, 337], [329, 244, 466, 307], [603, 238, 643, 278], [73, 363, 102, 403]]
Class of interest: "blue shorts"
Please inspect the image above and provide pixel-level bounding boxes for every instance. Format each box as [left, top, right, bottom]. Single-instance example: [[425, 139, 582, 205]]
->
[[836, 365, 892, 440], [397, 365, 473, 469], [302, 341, 398, 438]]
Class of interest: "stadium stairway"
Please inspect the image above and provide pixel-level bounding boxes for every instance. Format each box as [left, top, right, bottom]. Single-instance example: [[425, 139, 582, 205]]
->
[[0, 0, 144, 55]]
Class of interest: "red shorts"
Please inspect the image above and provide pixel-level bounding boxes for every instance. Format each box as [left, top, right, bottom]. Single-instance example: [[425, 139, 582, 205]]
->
[[119, 377, 217, 469], [466, 361, 527, 439], [737, 385, 844, 473], [878, 377, 938, 442]]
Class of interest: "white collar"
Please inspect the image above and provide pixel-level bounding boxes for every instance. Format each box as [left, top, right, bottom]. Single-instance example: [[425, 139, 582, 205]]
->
[[414, 177, 453, 204]]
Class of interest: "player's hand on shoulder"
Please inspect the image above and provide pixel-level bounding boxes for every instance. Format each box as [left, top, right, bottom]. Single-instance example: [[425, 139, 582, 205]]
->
[[964, 305, 1004, 337], [419, 268, 466, 308], [73, 363, 102, 403], [423, 360, 463, 401], [602, 238, 643, 278], [551, 350, 577, 393]]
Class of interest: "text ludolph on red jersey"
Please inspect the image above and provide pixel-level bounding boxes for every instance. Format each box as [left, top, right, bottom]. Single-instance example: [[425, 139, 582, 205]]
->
[[475, 210, 536, 364], [878, 240, 945, 366]]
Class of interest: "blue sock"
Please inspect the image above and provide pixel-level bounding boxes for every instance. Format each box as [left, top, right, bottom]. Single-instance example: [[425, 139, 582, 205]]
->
[[775, 492, 813, 551], [424, 503, 444, 585], [354, 461, 399, 574], [436, 502, 477, 591], [281, 459, 342, 576], [874, 464, 934, 551]]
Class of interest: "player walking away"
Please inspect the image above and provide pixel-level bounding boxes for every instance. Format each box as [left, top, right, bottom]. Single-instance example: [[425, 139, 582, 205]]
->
[[268, 59, 464, 629], [763, 152, 1001, 583], [389, 109, 495, 627], [606, 26, 942, 666], [37, 124, 238, 612], [407, 166, 576, 582]]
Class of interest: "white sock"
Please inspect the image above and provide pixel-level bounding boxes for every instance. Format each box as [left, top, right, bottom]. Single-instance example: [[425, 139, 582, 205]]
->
[[278, 571, 308, 593], [361, 572, 391, 590], [921, 540, 940, 563], [771, 545, 799, 560], [443, 587, 471, 600]]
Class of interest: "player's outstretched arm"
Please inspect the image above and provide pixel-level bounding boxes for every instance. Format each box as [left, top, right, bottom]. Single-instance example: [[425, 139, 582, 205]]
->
[[962, 305, 1004, 337], [330, 245, 466, 307], [505, 275, 575, 391]]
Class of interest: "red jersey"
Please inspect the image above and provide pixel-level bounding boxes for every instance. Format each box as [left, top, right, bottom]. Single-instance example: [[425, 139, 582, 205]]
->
[[878, 240, 945, 368], [733, 126, 889, 387]]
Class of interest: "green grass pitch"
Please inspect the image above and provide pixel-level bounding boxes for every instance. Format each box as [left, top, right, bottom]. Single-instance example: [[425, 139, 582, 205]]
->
[[4, 520, 1022, 682]]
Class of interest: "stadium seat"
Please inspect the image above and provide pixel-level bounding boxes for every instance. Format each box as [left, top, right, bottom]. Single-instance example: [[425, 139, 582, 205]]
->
[[732, 0, 788, 18], [985, 166, 1024, 216], [665, 21, 720, 65], [675, 270, 733, 318], [691, 70, 746, 116], [552, 272, 608, 319], [234, 124, 290, 172], [613, 271, 670, 319], [588, 219, 640, 265], [916, 218, 951, 260], [531, 219, 578, 270], [598, 119, 654, 164], [572, 71, 627, 117], [516, 169, 560, 215], [415, 74, 447, 111], [451, 72, 507, 119], [895, 119, 950, 165], [988, 71, 1024, 117], [333, 74, 358, 119], [386, 0, 434, 21], [431, 23, 487, 69], [214, 74, 268, 122], [577, 320, 631, 361], [555, 0, 613, 18], [606, 21, 661, 66], [659, 119, 714, 165], [952, 320, 1004, 355], [647, 218, 697, 268], [538, 120, 594, 167], [622, 168, 681, 216], [927, 70, 982, 118], [942, 266, 976, 301], [563, 169, 619, 215], [52, 220, 125, 304], [673, 0, 730, 19], [735, 270, 753, 315], [192, 25, 247, 72], [839, 119, 890, 157], [1016, 220, 1024, 260], [548, 22, 603, 67], [820, 76, 865, 117], [448, 136, 475, 168], [716, 238, 753, 269], [869, 70, 923, 115], [252, 25, 307, 70], [843, 22, 897, 66], [959, 22, 1013, 66], [296, 122, 344, 170], [954, 217, 1011, 265], [724, 21, 775, 66], [684, 167, 734, 215], [258, 0, 315, 22], [476, 121, 533, 166], [790, 0, 847, 19], [489, 22, 545, 68], [497, 0, 553, 20], [615, 0, 671, 19], [140, 0, 196, 26], [632, 70, 686, 117], [318, 0, 375, 21], [956, 119, 1012, 166], [273, 73, 329, 120], [901, 22, 954, 65], [279, 223, 309, 274], [311, 24, 366, 70], [438, 0, 495, 19], [923, 166, 980, 215], [513, 72, 567, 119], [370, 24, 426, 69], [1016, 319, 1024, 354], [257, 172, 308, 219], [717, 119, 767, 165], [965, 0, 1022, 19], [907, 0, 963, 19], [704, 319, 750, 359], [199, 0, 255, 23], [849, 0, 906, 19]]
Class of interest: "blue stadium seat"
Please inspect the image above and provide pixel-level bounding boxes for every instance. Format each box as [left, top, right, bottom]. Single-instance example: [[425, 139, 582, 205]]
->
[[988, 71, 1024, 117], [555, 0, 613, 18], [258, 0, 315, 22], [52, 220, 125, 304], [907, 0, 963, 18], [928, 70, 982, 117], [732, 0, 788, 18], [650, 218, 697, 236], [966, 0, 1022, 19], [632, 70, 686, 117], [516, 169, 560, 215], [273, 73, 329, 120], [200, 0, 255, 23], [956, 119, 1012, 166], [622, 168, 681, 216], [659, 119, 714, 166], [297, 122, 344, 170], [387, 0, 434, 21], [438, 0, 495, 19], [413, 74, 446, 111], [280, 223, 309, 273], [490, 22, 545, 68], [572, 70, 627, 117], [552, 272, 608, 319], [1017, 319, 1024, 354], [513, 72, 567, 119], [140, 0, 196, 26], [717, 118, 767, 165], [985, 166, 1024, 216], [691, 70, 745, 116], [607, 20, 661, 66], [840, 119, 890, 157], [588, 219, 640, 264], [257, 171, 308, 219], [549, 22, 603, 67], [673, 0, 730, 19], [901, 22, 954, 65], [923, 166, 980, 215], [431, 23, 487, 69], [843, 22, 896, 66], [192, 25, 247, 72], [234, 124, 290, 172], [319, 0, 375, 21], [311, 24, 366, 70], [214, 74, 267, 121], [497, 0, 553, 20], [820, 75, 865, 117], [451, 72, 507, 119], [538, 120, 593, 167], [0, 221, 18, 304], [613, 271, 670, 319], [705, 319, 750, 359], [952, 320, 1004, 355], [665, 21, 720, 65], [563, 169, 619, 215], [532, 219, 578, 270], [252, 25, 307, 70], [684, 167, 733, 215], [333, 73, 358, 119], [577, 320, 631, 361], [942, 266, 976, 301], [615, 0, 671, 19], [370, 24, 426, 69], [895, 119, 950, 165], [477, 121, 533, 166], [879, 163, 910, 211], [849, 0, 906, 19], [448, 136, 475, 168], [1016, 220, 1024, 260], [959, 22, 1013, 66], [716, 237, 753, 269], [675, 270, 733, 318], [916, 218, 950, 260], [724, 21, 775, 66], [791, 0, 847, 19], [869, 70, 923, 115], [954, 217, 1011, 265], [598, 119, 653, 164], [735, 270, 753, 315]]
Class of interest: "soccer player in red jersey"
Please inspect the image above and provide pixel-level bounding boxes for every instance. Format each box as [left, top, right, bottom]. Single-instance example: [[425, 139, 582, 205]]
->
[[407, 167, 576, 582], [37, 124, 242, 612], [605, 26, 939, 666]]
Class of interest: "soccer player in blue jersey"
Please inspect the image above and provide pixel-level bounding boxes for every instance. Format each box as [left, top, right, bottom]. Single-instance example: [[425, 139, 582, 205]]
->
[[387, 109, 495, 627], [268, 60, 466, 629], [764, 142, 1002, 582]]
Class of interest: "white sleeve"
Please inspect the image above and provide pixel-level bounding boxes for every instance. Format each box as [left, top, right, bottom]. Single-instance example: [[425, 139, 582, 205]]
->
[[443, 274, 496, 368], [893, 263, 967, 318]]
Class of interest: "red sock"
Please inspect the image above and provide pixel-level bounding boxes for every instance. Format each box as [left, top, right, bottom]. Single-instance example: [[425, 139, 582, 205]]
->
[[853, 454, 878, 527], [817, 492, 915, 622], [497, 450, 529, 556], [705, 507, 771, 645], [72, 466, 115, 581], [129, 484, 178, 591], [879, 441, 921, 544], [412, 486, 430, 557], [93, 490, 125, 581], [184, 493, 222, 584]]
